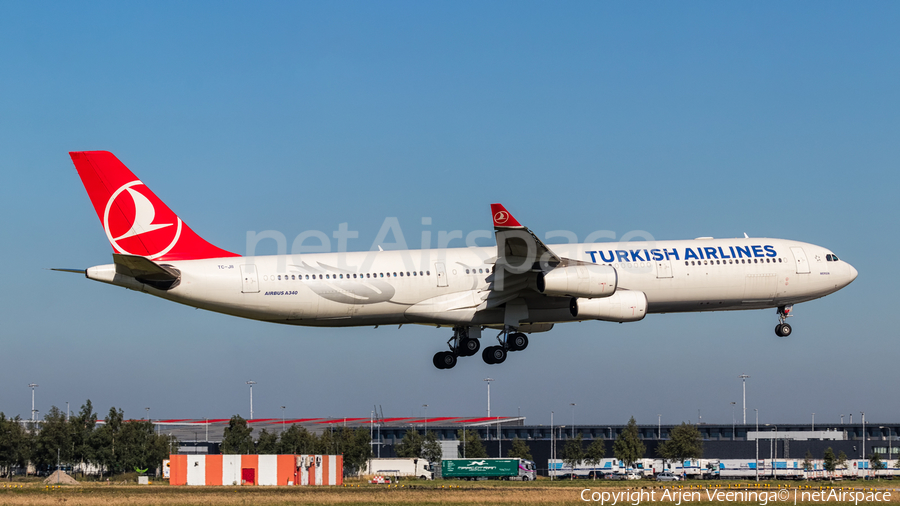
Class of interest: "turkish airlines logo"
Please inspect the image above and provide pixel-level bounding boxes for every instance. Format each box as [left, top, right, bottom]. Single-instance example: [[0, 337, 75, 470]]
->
[[493, 211, 509, 225], [103, 180, 182, 259]]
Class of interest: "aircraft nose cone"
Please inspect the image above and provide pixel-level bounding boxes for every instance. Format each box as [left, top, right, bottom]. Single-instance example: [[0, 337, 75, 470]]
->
[[848, 264, 858, 283]]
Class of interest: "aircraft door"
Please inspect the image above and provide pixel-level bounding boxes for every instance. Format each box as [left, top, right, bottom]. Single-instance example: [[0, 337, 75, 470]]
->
[[434, 262, 449, 287], [790, 247, 810, 274], [240, 265, 260, 293], [656, 260, 673, 279]]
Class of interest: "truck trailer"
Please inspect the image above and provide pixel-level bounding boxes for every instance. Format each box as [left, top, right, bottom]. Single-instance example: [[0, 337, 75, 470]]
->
[[362, 458, 434, 480], [441, 458, 536, 481]]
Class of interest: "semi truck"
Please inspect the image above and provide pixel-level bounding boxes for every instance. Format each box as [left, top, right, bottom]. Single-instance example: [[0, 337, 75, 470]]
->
[[441, 458, 536, 481], [362, 458, 435, 480]]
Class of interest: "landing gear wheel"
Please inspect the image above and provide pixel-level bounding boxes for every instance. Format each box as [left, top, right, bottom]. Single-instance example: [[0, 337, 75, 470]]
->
[[482, 346, 496, 364], [460, 337, 480, 356], [508, 333, 528, 351], [433, 351, 457, 369], [775, 323, 792, 337], [484, 346, 507, 364]]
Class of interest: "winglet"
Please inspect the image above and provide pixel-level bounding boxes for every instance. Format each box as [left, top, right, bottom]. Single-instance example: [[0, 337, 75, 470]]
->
[[490, 203, 523, 229]]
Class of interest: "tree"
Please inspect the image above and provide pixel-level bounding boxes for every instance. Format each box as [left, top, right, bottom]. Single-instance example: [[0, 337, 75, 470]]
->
[[395, 429, 424, 458], [422, 431, 443, 464], [256, 429, 278, 454], [0, 414, 30, 479], [613, 417, 646, 469], [657, 422, 703, 472], [33, 406, 72, 470], [837, 450, 848, 470], [119, 419, 170, 475], [562, 433, 585, 479], [869, 452, 884, 473], [584, 439, 606, 480], [91, 407, 125, 477], [221, 415, 254, 454], [457, 429, 487, 458], [342, 427, 373, 476], [823, 447, 836, 473], [508, 437, 533, 461], [277, 425, 317, 454], [71, 400, 97, 476], [803, 450, 813, 471]]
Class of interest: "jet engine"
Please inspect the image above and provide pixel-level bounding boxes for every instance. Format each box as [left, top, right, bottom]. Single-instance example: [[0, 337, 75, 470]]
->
[[569, 290, 648, 322], [536, 264, 617, 298]]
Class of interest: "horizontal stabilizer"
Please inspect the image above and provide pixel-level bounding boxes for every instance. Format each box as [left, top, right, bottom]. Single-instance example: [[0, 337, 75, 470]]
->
[[50, 268, 87, 274], [113, 254, 180, 290]]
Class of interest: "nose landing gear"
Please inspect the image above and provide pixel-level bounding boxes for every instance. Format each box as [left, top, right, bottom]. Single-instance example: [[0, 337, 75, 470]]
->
[[775, 305, 793, 337]]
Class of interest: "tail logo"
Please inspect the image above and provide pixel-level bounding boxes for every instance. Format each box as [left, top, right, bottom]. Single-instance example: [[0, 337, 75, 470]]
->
[[103, 180, 183, 259], [493, 211, 509, 225]]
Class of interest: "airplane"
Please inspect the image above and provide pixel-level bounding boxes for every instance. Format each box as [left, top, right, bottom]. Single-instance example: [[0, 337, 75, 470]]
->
[[59, 151, 858, 369]]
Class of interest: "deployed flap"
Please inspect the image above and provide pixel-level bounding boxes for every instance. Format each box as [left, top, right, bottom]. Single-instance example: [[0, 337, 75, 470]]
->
[[113, 253, 180, 290]]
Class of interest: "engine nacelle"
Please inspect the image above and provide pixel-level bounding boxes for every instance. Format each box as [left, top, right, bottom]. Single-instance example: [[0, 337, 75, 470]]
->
[[537, 264, 617, 298], [569, 290, 648, 322]]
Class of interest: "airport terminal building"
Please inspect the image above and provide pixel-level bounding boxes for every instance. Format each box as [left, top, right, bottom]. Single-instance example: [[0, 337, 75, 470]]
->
[[163, 416, 899, 474]]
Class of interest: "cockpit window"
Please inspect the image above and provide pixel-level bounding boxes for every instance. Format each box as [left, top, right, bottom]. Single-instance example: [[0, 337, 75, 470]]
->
[[826, 254, 840, 262]]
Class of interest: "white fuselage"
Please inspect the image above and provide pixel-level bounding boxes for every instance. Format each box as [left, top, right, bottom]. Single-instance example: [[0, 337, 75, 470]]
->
[[85, 237, 857, 329]]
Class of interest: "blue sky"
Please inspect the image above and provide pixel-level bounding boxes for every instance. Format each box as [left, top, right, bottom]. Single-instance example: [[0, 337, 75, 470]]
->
[[0, 2, 897, 429]]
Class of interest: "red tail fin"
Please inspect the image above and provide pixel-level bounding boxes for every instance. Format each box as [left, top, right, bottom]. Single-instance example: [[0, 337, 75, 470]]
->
[[69, 151, 239, 261]]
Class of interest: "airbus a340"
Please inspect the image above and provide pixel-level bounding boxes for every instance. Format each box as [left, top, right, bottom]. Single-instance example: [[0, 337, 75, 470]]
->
[[60, 151, 858, 369]]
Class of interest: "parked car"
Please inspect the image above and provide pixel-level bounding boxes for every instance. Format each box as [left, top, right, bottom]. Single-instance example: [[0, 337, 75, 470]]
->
[[604, 473, 626, 481], [656, 472, 682, 481], [625, 471, 641, 480]]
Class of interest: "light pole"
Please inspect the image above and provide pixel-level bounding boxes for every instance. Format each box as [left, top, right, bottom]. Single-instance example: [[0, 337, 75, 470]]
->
[[658, 414, 662, 440], [28, 384, 38, 423], [484, 378, 493, 417], [246, 381, 256, 420], [731, 402, 736, 441], [739, 374, 750, 424], [145, 407, 150, 420], [812, 413, 815, 432], [862, 412, 866, 461], [754, 409, 759, 482], [550, 411, 554, 481], [423, 405, 428, 434], [281, 406, 286, 433], [570, 403, 576, 438]]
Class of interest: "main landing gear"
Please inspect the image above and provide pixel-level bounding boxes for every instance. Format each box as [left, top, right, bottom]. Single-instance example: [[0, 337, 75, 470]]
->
[[432, 326, 529, 369], [433, 326, 481, 370], [775, 304, 793, 337], [482, 327, 528, 366]]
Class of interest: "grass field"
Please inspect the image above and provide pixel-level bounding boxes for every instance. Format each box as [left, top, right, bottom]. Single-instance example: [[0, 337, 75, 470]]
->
[[1, 478, 899, 505]]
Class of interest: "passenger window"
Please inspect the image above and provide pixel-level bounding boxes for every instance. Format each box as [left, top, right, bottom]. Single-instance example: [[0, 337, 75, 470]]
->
[[412, 271, 417, 276], [393, 272, 397, 277], [466, 269, 470, 274], [291, 275, 295, 280], [400, 272, 404, 277], [380, 273, 384, 278], [278, 275, 282, 280], [406, 272, 410, 276], [420, 271, 424, 276], [427, 271, 430, 275]]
